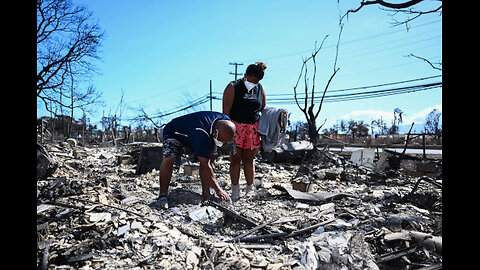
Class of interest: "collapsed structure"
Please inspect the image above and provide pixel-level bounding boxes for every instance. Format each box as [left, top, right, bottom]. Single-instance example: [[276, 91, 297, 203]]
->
[[37, 139, 442, 269]]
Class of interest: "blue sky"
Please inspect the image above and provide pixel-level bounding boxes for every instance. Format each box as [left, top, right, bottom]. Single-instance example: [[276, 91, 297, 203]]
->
[[37, 0, 442, 134]]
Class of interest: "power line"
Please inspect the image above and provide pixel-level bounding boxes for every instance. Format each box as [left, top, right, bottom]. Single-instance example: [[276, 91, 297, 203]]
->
[[243, 19, 441, 63], [269, 37, 441, 77], [259, 75, 441, 97], [127, 75, 441, 123], [265, 82, 441, 104], [212, 74, 441, 96], [209, 82, 440, 105], [229, 62, 244, 80], [322, 83, 441, 103], [126, 21, 441, 108], [270, 82, 441, 101], [128, 94, 211, 122], [124, 80, 441, 125], [338, 35, 441, 62]]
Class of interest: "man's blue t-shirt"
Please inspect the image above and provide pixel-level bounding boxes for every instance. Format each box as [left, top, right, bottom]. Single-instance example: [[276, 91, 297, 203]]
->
[[163, 111, 230, 159]]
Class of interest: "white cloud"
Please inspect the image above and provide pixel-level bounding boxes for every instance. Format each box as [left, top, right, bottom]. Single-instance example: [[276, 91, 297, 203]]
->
[[340, 109, 393, 123], [339, 105, 442, 125], [405, 105, 442, 125]]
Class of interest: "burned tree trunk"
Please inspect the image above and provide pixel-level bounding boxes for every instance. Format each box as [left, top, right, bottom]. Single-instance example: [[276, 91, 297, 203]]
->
[[293, 23, 343, 145], [37, 142, 57, 180]]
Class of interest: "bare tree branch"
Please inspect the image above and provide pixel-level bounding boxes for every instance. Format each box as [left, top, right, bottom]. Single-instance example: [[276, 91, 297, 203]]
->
[[340, 0, 426, 24], [383, 4, 442, 29], [292, 20, 344, 143], [293, 60, 306, 113], [314, 22, 343, 121], [131, 107, 164, 129], [37, 0, 105, 119], [293, 35, 328, 116], [407, 53, 442, 71]]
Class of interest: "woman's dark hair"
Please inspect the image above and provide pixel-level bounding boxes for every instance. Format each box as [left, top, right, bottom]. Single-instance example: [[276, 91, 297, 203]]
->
[[245, 61, 267, 80]]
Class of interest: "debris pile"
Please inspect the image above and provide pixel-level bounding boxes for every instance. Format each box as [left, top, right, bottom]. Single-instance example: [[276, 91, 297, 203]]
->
[[37, 141, 442, 269]]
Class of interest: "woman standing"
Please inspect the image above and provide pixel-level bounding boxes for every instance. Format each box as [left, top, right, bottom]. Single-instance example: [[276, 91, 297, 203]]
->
[[222, 62, 267, 201]]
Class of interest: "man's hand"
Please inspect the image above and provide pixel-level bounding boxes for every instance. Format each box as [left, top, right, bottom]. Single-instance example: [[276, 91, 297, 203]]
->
[[198, 156, 231, 203], [216, 188, 231, 202]]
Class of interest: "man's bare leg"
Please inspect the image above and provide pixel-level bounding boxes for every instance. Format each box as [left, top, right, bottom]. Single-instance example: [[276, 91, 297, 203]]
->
[[159, 157, 175, 195]]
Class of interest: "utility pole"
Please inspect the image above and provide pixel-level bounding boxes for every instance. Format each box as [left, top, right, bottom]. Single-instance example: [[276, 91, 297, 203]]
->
[[229, 62, 243, 80], [209, 80, 212, 111]]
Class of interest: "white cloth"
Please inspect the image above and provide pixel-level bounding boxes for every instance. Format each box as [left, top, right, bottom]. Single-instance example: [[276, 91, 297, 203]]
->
[[258, 106, 288, 152], [231, 184, 240, 201], [245, 184, 255, 194]]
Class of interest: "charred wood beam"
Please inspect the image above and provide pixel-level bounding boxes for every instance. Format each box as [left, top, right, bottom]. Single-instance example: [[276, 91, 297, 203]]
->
[[205, 200, 259, 228], [237, 218, 335, 242], [227, 219, 276, 243], [403, 176, 442, 202], [205, 200, 281, 235], [402, 122, 415, 154], [384, 149, 421, 161], [377, 244, 418, 263]]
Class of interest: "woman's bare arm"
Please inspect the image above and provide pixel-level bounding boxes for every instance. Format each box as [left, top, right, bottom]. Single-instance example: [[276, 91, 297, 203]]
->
[[222, 82, 235, 116]]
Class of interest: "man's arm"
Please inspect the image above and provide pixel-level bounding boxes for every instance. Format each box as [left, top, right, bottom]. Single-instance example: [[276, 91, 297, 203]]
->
[[198, 156, 231, 202]]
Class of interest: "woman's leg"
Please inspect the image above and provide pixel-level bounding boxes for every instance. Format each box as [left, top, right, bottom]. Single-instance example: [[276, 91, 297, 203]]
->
[[230, 147, 243, 200], [229, 147, 243, 185], [241, 148, 258, 186]]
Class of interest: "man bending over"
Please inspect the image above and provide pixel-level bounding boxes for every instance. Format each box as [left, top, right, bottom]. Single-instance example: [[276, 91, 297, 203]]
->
[[156, 111, 236, 208]]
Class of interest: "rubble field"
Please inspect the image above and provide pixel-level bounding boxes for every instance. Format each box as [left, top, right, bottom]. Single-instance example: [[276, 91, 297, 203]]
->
[[37, 141, 442, 270]]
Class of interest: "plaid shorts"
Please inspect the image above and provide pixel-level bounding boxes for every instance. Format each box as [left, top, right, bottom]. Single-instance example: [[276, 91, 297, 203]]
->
[[232, 120, 261, 150], [162, 138, 183, 160], [163, 138, 194, 162]]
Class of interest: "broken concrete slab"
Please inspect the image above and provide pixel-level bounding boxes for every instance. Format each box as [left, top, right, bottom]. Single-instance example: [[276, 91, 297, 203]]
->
[[350, 148, 375, 169], [373, 149, 440, 178], [136, 146, 163, 175], [373, 151, 392, 172], [416, 161, 437, 173], [261, 140, 315, 163]]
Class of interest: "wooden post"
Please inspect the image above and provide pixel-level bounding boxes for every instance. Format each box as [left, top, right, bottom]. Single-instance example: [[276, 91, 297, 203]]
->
[[402, 122, 414, 154], [422, 133, 426, 159]]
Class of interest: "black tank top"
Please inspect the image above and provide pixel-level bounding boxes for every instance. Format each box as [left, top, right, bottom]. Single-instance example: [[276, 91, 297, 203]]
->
[[229, 79, 264, 124]]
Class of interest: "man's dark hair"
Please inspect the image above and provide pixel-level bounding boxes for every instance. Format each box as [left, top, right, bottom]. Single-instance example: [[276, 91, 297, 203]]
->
[[245, 61, 267, 80]]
